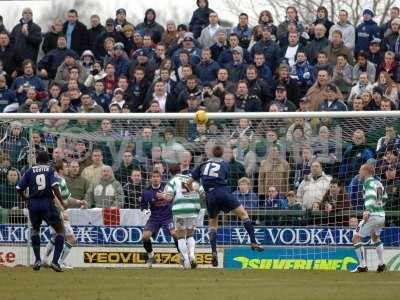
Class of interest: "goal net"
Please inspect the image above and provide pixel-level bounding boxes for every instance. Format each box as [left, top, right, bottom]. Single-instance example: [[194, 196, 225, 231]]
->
[[0, 111, 399, 270]]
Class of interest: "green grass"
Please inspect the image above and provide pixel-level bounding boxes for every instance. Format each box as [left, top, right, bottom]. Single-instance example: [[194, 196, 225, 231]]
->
[[1, 267, 399, 300]]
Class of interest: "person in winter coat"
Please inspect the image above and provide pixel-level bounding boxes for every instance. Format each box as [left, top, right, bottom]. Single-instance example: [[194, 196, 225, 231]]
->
[[347, 72, 374, 103], [323, 30, 354, 66], [232, 13, 253, 49], [317, 83, 347, 111], [10, 7, 42, 62], [329, 10, 356, 50], [42, 18, 64, 54], [85, 166, 124, 208], [0, 121, 29, 170], [352, 51, 376, 82], [233, 177, 259, 209], [250, 26, 281, 71], [63, 9, 89, 56], [0, 32, 23, 83], [87, 14, 105, 53], [136, 8, 165, 44], [123, 169, 144, 209], [265, 186, 288, 209], [297, 161, 332, 210], [339, 129, 375, 184], [198, 12, 221, 48], [355, 9, 380, 54], [311, 6, 334, 38], [306, 23, 329, 65], [332, 54, 353, 98], [189, 0, 214, 39], [257, 10, 277, 40], [290, 51, 315, 98], [277, 6, 305, 42], [0, 74, 16, 112]]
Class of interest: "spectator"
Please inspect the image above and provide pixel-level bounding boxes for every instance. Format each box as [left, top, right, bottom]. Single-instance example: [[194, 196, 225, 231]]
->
[[210, 30, 228, 61], [339, 129, 375, 184], [265, 186, 288, 209], [274, 63, 299, 106], [292, 146, 312, 189], [54, 54, 88, 86], [189, 0, 214, 39], [383, 167, 400, 211], [368, 38, 384, 67], [317, 83, 347, 111], [251, 26, 280, 71], [85, 165, 124, 208], [0, 32, 23, 83], [87, 15, 105, 53], [324, 30, 354, 66], [161, 21, 179, 49], [332, 54, 353, 98], [253, 51, 273, 83], [328, 9, 355, 50], [348, 72, 374, 102], [161, 127, 186, 165], [195, 47, 220, 83], [257, 10, 277, 40], [280, 31, 306, 68], [42, 18, 64, 54], [0, 121, 28, 170], [81, 149, 107, 185], [290, 51, 315, 98], [355, 9, 380, 55], [0, 74, 16, 112], [306, 24, 329, 65], [311, 6, 334, 38], [198, 12, 221, 48], [201, 82, 220, 112], [352, 51, 376, 83], [0, 167, 21, 209], [115, 150, 141, 186], [376, 126, 400, 153], [277, 6, 305, 42], [233, 177, 259, 209], [287, 190, 302, 210], [297, 161, 332, 210], [377, 51, 400, 82], [321, 179, 351, 213], [63, 9, 89, 56], [123, 169, 143, 208], [374, 71, 398, 105], [223, 147, 246, 191], [271, 85, 297, 112], [65, 160, 90, 205], [136, 8, 165, 44], [258, 145, 290, 198], [306, 69, 338, 111], [233, 136, 257, 176], [235, 80, 262, 112], [232, 13, 252, 49], [38, 36, 78, 80], [94, 18, 121, 60], [10, 7, 41, 62]]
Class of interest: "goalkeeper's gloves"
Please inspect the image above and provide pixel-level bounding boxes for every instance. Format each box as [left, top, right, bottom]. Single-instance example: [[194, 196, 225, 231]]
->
[[142, 209, 151, 216]]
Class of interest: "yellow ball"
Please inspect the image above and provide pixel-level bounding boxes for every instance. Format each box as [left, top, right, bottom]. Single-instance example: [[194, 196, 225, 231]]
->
[[194, 110, 208, 125]]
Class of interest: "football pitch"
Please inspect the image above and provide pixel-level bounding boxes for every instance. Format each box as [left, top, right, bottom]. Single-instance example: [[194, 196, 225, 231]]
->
[[1, 268, 399, 300]]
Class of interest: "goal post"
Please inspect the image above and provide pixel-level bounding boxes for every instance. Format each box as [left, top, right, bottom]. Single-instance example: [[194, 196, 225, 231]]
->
[[0, 111, 399, 270]]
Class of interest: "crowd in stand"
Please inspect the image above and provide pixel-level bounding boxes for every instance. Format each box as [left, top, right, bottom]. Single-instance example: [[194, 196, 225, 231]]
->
[[0, 1, 400, 226]]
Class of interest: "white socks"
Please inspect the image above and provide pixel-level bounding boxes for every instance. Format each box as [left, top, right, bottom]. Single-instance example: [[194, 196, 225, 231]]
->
[[187, 236, 196, 261], [375, 242, 384, 266], [354, 243, 366, 267], [59, 242, 72, 265], [44, 236, 55, 259], [178, 238, 190, 268]]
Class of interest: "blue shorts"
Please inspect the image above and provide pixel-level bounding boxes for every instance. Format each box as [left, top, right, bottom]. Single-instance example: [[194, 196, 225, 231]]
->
[[144, 216, 174, 235], [206, 186, 241, 219], [27, 199, 62, 229]]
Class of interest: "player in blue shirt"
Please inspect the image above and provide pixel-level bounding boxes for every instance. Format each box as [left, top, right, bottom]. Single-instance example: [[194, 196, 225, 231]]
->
[[188, 145, 263, 267], [16, 151, 67, 272]]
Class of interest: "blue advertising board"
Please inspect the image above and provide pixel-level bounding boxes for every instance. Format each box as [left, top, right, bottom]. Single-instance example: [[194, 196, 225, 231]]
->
[[0, 225, 399, 246], [224, 248, 359, 271]]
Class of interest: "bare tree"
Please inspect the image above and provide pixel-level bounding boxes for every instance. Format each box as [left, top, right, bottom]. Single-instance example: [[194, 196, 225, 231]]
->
[[224, 0, 396, 26]]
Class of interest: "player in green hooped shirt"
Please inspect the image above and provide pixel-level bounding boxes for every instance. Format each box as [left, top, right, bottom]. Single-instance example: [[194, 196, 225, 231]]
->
[[352, 164, 387, 273], [43, 161, 88, 269], [164, 164, 205, 269]]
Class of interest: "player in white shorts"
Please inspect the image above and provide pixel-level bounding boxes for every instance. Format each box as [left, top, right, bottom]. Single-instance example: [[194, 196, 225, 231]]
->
[[164, 164, 205, 269], [44, 161, 88, 269], [352, 164, 387, 273]]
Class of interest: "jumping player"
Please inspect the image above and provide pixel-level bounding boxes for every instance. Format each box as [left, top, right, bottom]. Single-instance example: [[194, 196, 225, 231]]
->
[[352, 163, 387, 272], [164, 164, 204, 269], [16, 151, 66, 272], [187, 145, 263, 267], [141, 170, 180, 268], [43, 161, 88, 269]]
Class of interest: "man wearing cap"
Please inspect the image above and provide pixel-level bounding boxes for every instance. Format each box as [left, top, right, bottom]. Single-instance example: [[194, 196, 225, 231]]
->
[[226, 47, 248, 82], [271, 85, 296, 112], [128, 49, 156, 82], [10, 7, 42, 62], [110, 42, 129, 78], [94, 19, 121, 59], [318, 83, 347, 111], [172, 34, 202, 67], [63, 9, 88, 56], [250, 26, 280, 72], [368, 38, 384, 67], [329, 9, 355, 51], [115, 8, 133, 29], [198, 12, 221, 48], [355, 9, 380, 54], [88, 15, 105, 53]]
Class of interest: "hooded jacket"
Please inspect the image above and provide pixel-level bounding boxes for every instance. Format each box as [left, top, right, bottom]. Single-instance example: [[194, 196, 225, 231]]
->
[[189, 0, 215, 39], [355, 19, 380, 54], [136, 9, 165, 44]]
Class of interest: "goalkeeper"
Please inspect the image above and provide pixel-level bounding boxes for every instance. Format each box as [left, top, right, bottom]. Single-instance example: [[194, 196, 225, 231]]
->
[[44, 161, 88, 269], [164, 164, 205, 269], [352, 164, 387, 273]]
